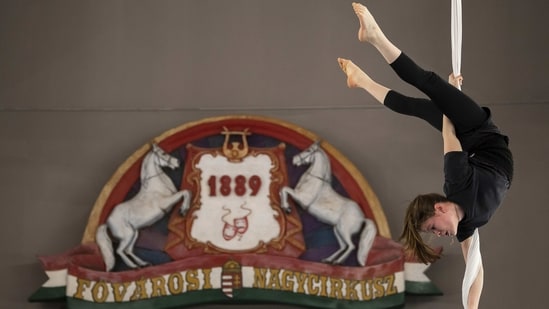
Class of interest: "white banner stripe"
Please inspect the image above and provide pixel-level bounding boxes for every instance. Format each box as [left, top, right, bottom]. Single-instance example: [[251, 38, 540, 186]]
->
[[404, 262, 431, 283], [42, 269, 68, 288]]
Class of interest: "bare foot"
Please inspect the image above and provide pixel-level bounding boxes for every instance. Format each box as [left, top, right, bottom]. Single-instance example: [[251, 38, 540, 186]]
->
[[338, 58, 368, 88], [338, 57, 391, 104], [352, 2, 382, 44]]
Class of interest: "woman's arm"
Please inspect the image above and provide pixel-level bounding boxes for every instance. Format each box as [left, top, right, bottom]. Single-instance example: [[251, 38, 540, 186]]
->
[[443, 74, 464, 154], [461, 236, 484, 309], [442, 115, 462, 154]]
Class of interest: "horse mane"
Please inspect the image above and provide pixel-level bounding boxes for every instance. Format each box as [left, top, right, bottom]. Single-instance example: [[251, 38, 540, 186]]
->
[[140, 151, 154, 183], [140, 150, 165, 188], [314, 148, 332, 183]]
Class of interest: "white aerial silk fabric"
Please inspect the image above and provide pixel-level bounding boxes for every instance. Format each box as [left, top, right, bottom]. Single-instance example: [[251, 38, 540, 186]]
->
[[451, 0, 462, 90], [452, 1, 482, 308], [462, 229, 481, 309]]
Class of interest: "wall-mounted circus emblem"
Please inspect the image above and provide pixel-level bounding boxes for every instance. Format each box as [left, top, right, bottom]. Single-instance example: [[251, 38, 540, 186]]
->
[[280, 141, 377, 266], [95, 143, 191, 271], [31, 115, 440, 309]]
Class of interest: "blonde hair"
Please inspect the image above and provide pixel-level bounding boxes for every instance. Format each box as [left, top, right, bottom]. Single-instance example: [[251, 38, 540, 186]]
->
[[399, 193, 448, 264]]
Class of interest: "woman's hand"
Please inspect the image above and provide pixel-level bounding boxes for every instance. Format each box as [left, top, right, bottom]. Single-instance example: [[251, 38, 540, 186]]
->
[[448, 73, 463, 88]]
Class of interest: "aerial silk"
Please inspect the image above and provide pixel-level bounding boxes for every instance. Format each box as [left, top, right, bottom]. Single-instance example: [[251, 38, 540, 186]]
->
[[452, 1, 482, 308], [451, 0, 462, 90], [462, 229, 481, 309]]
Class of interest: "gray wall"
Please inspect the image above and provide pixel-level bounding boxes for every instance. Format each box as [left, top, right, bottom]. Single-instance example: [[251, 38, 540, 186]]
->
[[1, 0, 547, 308]]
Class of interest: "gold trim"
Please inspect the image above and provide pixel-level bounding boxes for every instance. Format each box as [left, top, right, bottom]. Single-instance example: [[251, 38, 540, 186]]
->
[[81, 115, 391, 244], [221, 127, 251, 162]]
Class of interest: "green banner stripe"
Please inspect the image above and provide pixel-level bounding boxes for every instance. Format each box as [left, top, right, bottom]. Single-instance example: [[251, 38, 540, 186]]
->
[[66, 288, 405, 309], [67, 290, 222, 309], [405, 281, 443, 296], [237, 289, 404, 309], [28, 287, 66, 302]]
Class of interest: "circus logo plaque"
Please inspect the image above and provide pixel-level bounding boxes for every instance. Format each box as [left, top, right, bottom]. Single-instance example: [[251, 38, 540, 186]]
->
[[29, 115, 440, 308]]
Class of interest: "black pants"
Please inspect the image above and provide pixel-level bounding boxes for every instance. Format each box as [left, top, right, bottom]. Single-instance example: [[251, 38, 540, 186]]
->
[[384, 52, 488, 135], [384, 53, 513, 183]]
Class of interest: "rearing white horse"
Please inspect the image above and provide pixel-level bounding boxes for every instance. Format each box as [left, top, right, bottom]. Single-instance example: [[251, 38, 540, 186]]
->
[[280, 141, 377, 266], [96, 143, 191, 271]]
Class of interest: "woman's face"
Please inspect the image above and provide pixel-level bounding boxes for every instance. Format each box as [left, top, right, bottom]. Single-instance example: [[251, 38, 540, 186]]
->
[[420, 202, 459, 237]]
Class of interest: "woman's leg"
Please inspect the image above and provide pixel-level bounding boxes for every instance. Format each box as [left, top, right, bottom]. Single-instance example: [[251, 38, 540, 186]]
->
[[338, 58, 443, 130], [390, 53, 487, 133], [340, 2, 443, 130], [347, 2, 487, 134]]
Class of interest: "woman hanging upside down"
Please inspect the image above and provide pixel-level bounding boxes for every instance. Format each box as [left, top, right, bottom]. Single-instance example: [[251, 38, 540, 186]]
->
[[338, 2, 513, 308]]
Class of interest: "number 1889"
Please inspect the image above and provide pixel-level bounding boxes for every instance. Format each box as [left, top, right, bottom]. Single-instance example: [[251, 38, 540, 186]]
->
[[207, 175, 262, 197]]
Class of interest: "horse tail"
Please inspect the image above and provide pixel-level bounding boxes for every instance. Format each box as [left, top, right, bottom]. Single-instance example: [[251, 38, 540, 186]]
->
[[357, 218, 377, 266], [96, 224, 115, 272]]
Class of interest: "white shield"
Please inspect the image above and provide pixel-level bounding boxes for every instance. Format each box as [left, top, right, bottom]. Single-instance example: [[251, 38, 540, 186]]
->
[[190, 153, 281, 251]]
